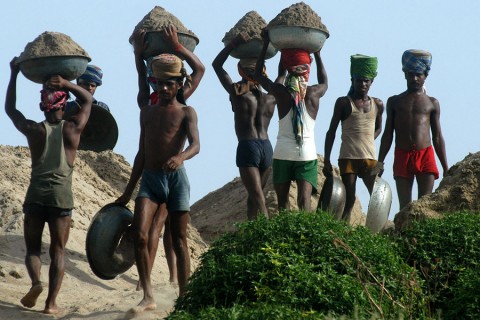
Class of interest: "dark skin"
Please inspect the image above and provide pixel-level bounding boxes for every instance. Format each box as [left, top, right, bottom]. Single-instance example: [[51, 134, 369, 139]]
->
[[212, 32, 282, 219], [324, 77, 384, 221], [131, 25, 205, 287], [378, 71, 448, 210], [254, 30, 328, 211], [6, 58, 92, 315], [116, 77, 199, 312]]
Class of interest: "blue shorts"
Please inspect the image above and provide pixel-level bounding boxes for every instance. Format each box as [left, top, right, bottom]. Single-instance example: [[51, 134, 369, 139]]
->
[[236, 139, 273, 171], [23, 204, 72, 219], [136, 166, 190, 212]]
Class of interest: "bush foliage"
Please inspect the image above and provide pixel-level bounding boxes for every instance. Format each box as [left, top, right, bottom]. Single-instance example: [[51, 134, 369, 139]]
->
[[169, 211, 426, 319]]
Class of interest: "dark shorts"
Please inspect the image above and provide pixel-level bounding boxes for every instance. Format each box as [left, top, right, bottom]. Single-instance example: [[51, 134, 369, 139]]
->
[[236, 139, 273, 171], [393, 145, 439, 179], [136, 167, 190, 212], [23, 204, 72, 219], [338, 159, 377, 178], [272, 159, 318, 192]]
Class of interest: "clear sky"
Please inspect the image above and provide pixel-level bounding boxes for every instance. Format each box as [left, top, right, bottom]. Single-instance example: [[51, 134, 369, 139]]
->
[[1, 1, 478, 219]]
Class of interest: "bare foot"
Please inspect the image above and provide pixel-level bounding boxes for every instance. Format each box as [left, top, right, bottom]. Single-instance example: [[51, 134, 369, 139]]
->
[[43, 306, 63, 315], [128, 299, 157, 314], [20, 283, 43, 308]]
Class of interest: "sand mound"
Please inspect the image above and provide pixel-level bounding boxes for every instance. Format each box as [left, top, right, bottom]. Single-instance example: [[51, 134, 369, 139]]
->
[[17, 31, 90, 63], [266, 1, 329, 35], [222, 11, 267, 43], [190, 155, 365, 243], [129, 6, 198, 44], [394, 152, 480, 230]]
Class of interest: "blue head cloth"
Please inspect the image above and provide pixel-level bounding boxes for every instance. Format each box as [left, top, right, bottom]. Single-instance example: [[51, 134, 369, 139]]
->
[[78, 64, 103, 86], [402, 49, 432, 74]]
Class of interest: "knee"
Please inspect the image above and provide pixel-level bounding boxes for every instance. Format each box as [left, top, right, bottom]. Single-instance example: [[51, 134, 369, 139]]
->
[[134, 230, 149, 249]]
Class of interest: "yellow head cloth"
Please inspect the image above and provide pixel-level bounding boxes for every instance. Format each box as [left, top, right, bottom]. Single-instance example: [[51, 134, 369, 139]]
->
[[149, 54, 185, 80]]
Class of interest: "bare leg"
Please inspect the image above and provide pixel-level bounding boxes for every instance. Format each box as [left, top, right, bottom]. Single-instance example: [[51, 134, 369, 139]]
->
[[341, 173, 357, 221], [239, 167, 268, 219], [43, 214, 71, 314], [274, 182, 291, 211], [169, 211, 190, 296], [395, 177, 414, 210], [21, 214, 45, 308], [417, 173, 435, 199], [130, 198, 166, 314], [163, 216, 177, 283], [296, 179, 313, 212]]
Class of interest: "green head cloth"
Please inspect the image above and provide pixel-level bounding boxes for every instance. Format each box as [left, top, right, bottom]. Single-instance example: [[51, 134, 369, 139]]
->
[[350, 54, 378, 80]]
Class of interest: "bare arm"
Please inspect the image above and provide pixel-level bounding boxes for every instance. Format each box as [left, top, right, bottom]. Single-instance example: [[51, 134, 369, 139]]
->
[[132, 29, 150, 108], [430, 98, 448, 174], [323, 98, 344, 176], [373, 98, 384, 139], [163, 106, 200, 171], [311, 50, 328, 97], [377, 97, 395, 163], [164, 25, 205, 100], [212, 33, 248, 95], [5, 57, 38, 135]]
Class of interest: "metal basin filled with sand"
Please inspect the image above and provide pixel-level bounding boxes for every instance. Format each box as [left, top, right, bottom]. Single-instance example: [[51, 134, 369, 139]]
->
[[142, 31, 199, 59], [224, 39, 277, 60], [269, 26, 329, 53], [19, 56, 91, 84]]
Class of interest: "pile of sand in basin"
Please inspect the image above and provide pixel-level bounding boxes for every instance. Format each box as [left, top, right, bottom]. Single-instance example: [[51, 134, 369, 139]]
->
[[17, 31, 90, 63], [222, 11, 267, 43], [266, 1, 329, 35], [129, 6, 198, 44]]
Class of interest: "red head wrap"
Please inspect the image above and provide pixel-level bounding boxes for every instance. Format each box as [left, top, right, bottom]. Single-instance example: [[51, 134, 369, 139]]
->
[[39, 89, 68, 112], [281, 49, 312, 72]]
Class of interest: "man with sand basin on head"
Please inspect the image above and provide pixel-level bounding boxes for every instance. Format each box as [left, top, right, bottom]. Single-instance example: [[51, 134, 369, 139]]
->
[[5, 57, 92, 315], [212, 32, 284, 220], [324, 54, 384, 222], [116, 53, 200, 314], [376, 49, 448, 210], [255, 31, 328, 212]]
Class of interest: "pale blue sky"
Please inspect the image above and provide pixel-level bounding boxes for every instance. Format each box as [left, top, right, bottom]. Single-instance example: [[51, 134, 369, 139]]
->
[[1, 1, 478, 219]]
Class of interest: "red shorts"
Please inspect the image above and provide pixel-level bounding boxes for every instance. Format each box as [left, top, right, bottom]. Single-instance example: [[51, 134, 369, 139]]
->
[[393, 145, 439, 179]]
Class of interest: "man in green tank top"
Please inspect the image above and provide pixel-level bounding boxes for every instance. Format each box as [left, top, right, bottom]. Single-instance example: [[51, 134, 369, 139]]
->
[[5, 57, 92, 315]]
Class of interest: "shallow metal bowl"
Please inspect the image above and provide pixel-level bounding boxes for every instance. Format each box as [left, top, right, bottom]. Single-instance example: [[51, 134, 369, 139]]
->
[[269, 26, 328, 53], [142, 31, 199, 59], [86, 203, 135, 280], [366, 177, 392, 233], [318, 176, 346, 220], [19, 55, 90, 84], [224, 39, 278, 60]]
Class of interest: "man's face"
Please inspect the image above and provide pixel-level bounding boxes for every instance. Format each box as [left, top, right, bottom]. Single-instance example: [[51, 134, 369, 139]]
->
[[155, 78, 181, 100], [352, 77, 373, 94], [405, 71, 427, 90], [78, 80, 98, 96]]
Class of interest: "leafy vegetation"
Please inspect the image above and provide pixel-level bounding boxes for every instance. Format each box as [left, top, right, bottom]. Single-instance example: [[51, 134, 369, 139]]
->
[[168, 211, 427, 319]]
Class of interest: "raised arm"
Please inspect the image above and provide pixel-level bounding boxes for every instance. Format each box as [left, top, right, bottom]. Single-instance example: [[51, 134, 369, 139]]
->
[[254, 30, 274, 92], [5, 57, 36, 134], [164, 25, 205, 100], [309, 50, 328, 98], [132, 29, 150, 108], [430, 98, 448, 175], [212, 32, 248, 95]]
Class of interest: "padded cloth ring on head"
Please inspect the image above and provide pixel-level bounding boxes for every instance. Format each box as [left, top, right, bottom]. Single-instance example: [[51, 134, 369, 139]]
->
[[402, 49, 432, 74], [149, 54, 185, 80], [350, 54, 378, 79], [39, 89, 68, 112], [78, 64, 103, 86]]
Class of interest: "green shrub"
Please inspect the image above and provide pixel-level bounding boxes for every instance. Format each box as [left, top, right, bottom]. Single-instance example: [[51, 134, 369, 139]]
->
[[396, 212, 480, 318], [170, 211, 426, 319]]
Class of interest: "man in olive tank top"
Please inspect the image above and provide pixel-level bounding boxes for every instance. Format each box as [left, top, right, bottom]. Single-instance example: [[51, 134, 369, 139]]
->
[[323, 54, 384, 222], [5, 57, 92, 315]]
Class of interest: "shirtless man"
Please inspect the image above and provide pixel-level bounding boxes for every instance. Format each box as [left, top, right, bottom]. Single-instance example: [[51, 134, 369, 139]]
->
[[116, 53, 200, 313], [212, 32, 282, 219], [254, 31, 328, 211], [131, 25, 205, 286], [324, 54, 384, 221], [5, 58, 92, 314], [376, 49, 448, 210]]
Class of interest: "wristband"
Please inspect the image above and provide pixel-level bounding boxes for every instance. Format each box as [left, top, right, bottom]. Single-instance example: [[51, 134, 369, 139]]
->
[[174, 43, 183, 51]]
